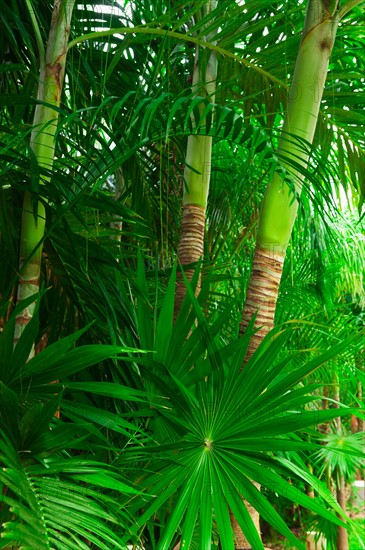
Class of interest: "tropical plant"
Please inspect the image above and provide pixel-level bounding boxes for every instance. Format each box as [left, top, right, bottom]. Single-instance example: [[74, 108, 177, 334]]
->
[[174, 0, 218, 317], [13, 0, 75, 351], [0, 1, 364, 549], [115, 267, 364, 550], [240, 0, 364, 355], [0, 305, 150, 549]]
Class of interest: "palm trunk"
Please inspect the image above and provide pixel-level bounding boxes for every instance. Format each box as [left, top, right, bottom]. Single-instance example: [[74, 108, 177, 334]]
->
[[241, 1, 363, 345], [241, 0, 341, 347], [356, 352, 365, 433], [175, 203, 206, 313], [230, 505, 262, 550], [235, 2, 344, 547], [240, 249, 285, 357], [14, 0, 75, 352], [336, 475, 349, 550], [333, 378, 349, 550], [174, 2, 217, 319]]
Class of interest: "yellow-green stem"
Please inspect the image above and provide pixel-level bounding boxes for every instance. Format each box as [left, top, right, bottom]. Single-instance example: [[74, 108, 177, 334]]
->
[[238, 3, 342, 546], [242, 0, 342, 353], [257, 0, 340, 254], [175, 1, 217, 317], [15, 0, 75, 350]]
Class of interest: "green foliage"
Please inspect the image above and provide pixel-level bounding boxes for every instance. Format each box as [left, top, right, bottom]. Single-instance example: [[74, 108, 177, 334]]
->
[[0, 0, 364, 548], [314, 431, 365, 486], [116, 268, 364, 549], [0, 306, 148, 549]]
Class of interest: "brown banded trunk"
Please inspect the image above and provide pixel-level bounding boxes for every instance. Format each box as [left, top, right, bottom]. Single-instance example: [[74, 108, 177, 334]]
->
[[230, 249, 284, 548], [336, 476, 349, 550], [173, 0, 217, 320], [230, 505, 262, 550], [240, 248, 285, 360], [174, 203, 206, 319], [232, 1, 346, 546]]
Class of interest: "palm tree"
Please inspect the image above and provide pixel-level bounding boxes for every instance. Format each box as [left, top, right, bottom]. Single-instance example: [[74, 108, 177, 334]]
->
[[14, 0, 75, 354], [240, 0, 364, 360], [232, 2, 363, 545], [174, 1, 218, 317], [276, 208, 365, 550]]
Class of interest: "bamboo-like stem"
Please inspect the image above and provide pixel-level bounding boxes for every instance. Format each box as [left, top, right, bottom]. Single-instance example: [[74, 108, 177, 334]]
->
[[14, 0, 75, 351], [236, 2, 344, 547], [256, 0, 340, 256], [241, 0, 342, 350], [174, 2, 217, 318], [338, 0, 364, 19]]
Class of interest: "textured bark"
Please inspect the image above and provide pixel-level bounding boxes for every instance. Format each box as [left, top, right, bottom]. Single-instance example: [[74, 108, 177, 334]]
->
[[230, 1, 350, 547], [234, 250, 283, 548], [230, 492, 262, 550], [174, 203, 206, 320], [174, 0, 216, 321], [14, 236, 44, 348], [240, 248, 285, 361], [231, 249, 284, 549], [336, 476, 349, 550]]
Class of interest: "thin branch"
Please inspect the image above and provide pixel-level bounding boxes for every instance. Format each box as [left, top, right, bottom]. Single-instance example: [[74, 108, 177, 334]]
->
[[338, 0, 364, 20], [67, 27, 287, 88], [25, 0, 45, 65]]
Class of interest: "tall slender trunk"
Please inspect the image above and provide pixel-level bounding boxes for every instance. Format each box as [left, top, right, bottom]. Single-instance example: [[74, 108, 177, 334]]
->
[[336, 475, 348, 550], [241, 0, 341, 351], [333, 377, 349, 550], [242, 0, 363, 344], [14, 0, 75, 354], [174, 2, 217, 319], [235, 2, 345, 548], [356, 351, 365, 434]]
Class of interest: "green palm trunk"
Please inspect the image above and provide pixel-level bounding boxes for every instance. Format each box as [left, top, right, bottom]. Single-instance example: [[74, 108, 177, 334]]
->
[[174, 2, 217, 319], [14, 0, 75, 350], [235, 2, 363, 548], [240, 0, 345, 361]]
